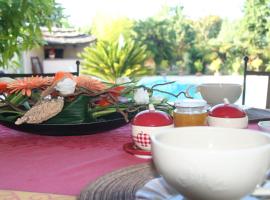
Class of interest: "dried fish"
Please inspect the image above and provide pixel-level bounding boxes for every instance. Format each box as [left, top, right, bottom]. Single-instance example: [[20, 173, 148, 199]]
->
[[15, 98, 64, 125]]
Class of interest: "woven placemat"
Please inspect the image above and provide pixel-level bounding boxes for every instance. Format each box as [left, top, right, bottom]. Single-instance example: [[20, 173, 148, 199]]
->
[[79, 163, 158, 200]]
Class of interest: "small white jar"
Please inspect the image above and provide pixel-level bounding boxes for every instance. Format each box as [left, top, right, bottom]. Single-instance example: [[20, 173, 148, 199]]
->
[[131, 105, 173, 151], [208, 103, 248, 129]]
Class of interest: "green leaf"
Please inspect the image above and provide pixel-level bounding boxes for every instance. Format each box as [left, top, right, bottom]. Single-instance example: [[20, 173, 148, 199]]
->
[[45, 95, 91, 124], [79, 37, 151, 82], [6, 92, 28, 106], [0, 110, 23, 122], [0, 0, 67, 68]]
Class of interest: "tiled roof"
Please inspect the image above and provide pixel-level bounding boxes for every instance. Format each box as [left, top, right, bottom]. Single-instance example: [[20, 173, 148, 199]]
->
[[41, 27, 96, 45]]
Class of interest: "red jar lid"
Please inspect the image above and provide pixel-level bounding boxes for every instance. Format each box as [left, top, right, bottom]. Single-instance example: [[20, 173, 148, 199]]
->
[[132, 110, 173, 127], [209, 103, 246, 118]]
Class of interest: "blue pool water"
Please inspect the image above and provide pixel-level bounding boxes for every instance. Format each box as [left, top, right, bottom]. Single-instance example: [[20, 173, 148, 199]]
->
[[138, 77, 202, 102]]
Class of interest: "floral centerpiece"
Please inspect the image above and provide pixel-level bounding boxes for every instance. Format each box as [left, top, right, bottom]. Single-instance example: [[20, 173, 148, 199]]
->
[[0, 72, 190, 127]]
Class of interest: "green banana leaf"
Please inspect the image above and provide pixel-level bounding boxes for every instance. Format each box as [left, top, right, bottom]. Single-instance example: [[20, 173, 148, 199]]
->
[[0, 115, 20, 122], [45, 95, 91, 124], [6, 92, 29, 106], [0, 110, 23, 122]]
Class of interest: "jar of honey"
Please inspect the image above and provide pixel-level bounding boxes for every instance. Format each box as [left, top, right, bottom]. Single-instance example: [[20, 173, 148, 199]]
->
[[174, 99, 208, 127]]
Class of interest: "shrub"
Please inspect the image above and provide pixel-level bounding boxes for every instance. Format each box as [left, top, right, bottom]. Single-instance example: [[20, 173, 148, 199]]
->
[[79, 37, 152, 82]]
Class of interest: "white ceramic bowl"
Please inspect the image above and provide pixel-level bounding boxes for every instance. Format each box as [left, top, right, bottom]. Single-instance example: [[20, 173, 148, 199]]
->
[[258, 121, 270, 133], [151, 127, 270, 200], [198, 83, 242, 105], [208, 115, 248, 128]]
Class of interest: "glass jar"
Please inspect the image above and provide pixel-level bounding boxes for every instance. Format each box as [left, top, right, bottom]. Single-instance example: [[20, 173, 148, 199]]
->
[[173, 99, 208, 127]]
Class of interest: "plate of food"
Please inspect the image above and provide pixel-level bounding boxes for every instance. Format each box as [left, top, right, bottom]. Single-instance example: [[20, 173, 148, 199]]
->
[[0, 72, 174, 136], [0, 116, 129, 136]]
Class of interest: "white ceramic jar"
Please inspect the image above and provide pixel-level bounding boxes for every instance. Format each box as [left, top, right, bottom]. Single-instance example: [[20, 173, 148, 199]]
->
[[131, 105, 173, 151], [208, 102, 248, 128]]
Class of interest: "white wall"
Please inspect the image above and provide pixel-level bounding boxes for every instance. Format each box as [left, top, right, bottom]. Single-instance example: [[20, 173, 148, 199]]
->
[[22, 44, 88, 73], [43, 59, 78, 73]]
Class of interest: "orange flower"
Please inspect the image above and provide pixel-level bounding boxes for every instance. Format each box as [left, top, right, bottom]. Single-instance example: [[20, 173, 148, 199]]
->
[[53, 71, 73, 83], [0, 82, 7, 93], [75, 75, 106, 92], [7, 76, 51, 96]]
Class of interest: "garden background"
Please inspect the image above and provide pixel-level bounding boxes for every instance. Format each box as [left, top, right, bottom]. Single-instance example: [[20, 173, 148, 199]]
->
[[1, 0, 270, 79]]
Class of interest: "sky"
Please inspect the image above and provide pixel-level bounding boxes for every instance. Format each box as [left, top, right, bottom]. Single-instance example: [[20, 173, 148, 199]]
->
[[56, 0, 246, 28]]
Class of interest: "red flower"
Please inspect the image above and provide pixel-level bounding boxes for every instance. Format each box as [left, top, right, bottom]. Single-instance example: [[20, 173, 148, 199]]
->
[[96, 86, 126, 107], [0, 82, 7, 93], [53, 71, 73, 83], [109, 86, 125, 97], [97, 98, 111, 107]]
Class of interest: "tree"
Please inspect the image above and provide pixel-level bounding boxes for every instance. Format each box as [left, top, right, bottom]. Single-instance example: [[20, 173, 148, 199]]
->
[[133, 18, 177, 69], [0, 0, 65, 68], [50, 3, 69, 28], [91, 15, 134, 42], [133, 6, 187, 71], [242, 0, 270, 48], [177, 16, 222, 74], [193, 15, 223, 41]]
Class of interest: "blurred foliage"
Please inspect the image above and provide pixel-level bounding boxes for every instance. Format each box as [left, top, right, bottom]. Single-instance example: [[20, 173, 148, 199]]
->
[[91, 14, 134, 42], [238, 0, 270, 72], [0, 0, 66, 68], [242, 0, 270, 48], [131, 7, 226, 74], [129, 0, 270, 75], [4, 0, 270, 76], [132, 6, 187, 72], [194, 15, 223, 40], [79, 37, 152, 82], [50, 3, 69, 28], [133, 18, 177, 70]]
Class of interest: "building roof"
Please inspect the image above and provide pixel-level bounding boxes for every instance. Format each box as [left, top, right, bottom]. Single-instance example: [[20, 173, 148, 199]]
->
[[41, 27, 96, 45]]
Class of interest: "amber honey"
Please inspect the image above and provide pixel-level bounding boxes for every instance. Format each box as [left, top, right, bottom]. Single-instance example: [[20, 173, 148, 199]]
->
[[173, 112, 208, 127], [173, 99, 208, 127]]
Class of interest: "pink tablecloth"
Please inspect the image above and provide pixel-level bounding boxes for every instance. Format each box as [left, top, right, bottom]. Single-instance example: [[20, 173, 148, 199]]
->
[[0, 123, 260, 195], [0, 124, 147, 195]]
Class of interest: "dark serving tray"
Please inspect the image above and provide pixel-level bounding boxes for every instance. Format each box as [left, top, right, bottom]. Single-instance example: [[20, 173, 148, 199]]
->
[[0, 118, 129, 136]]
